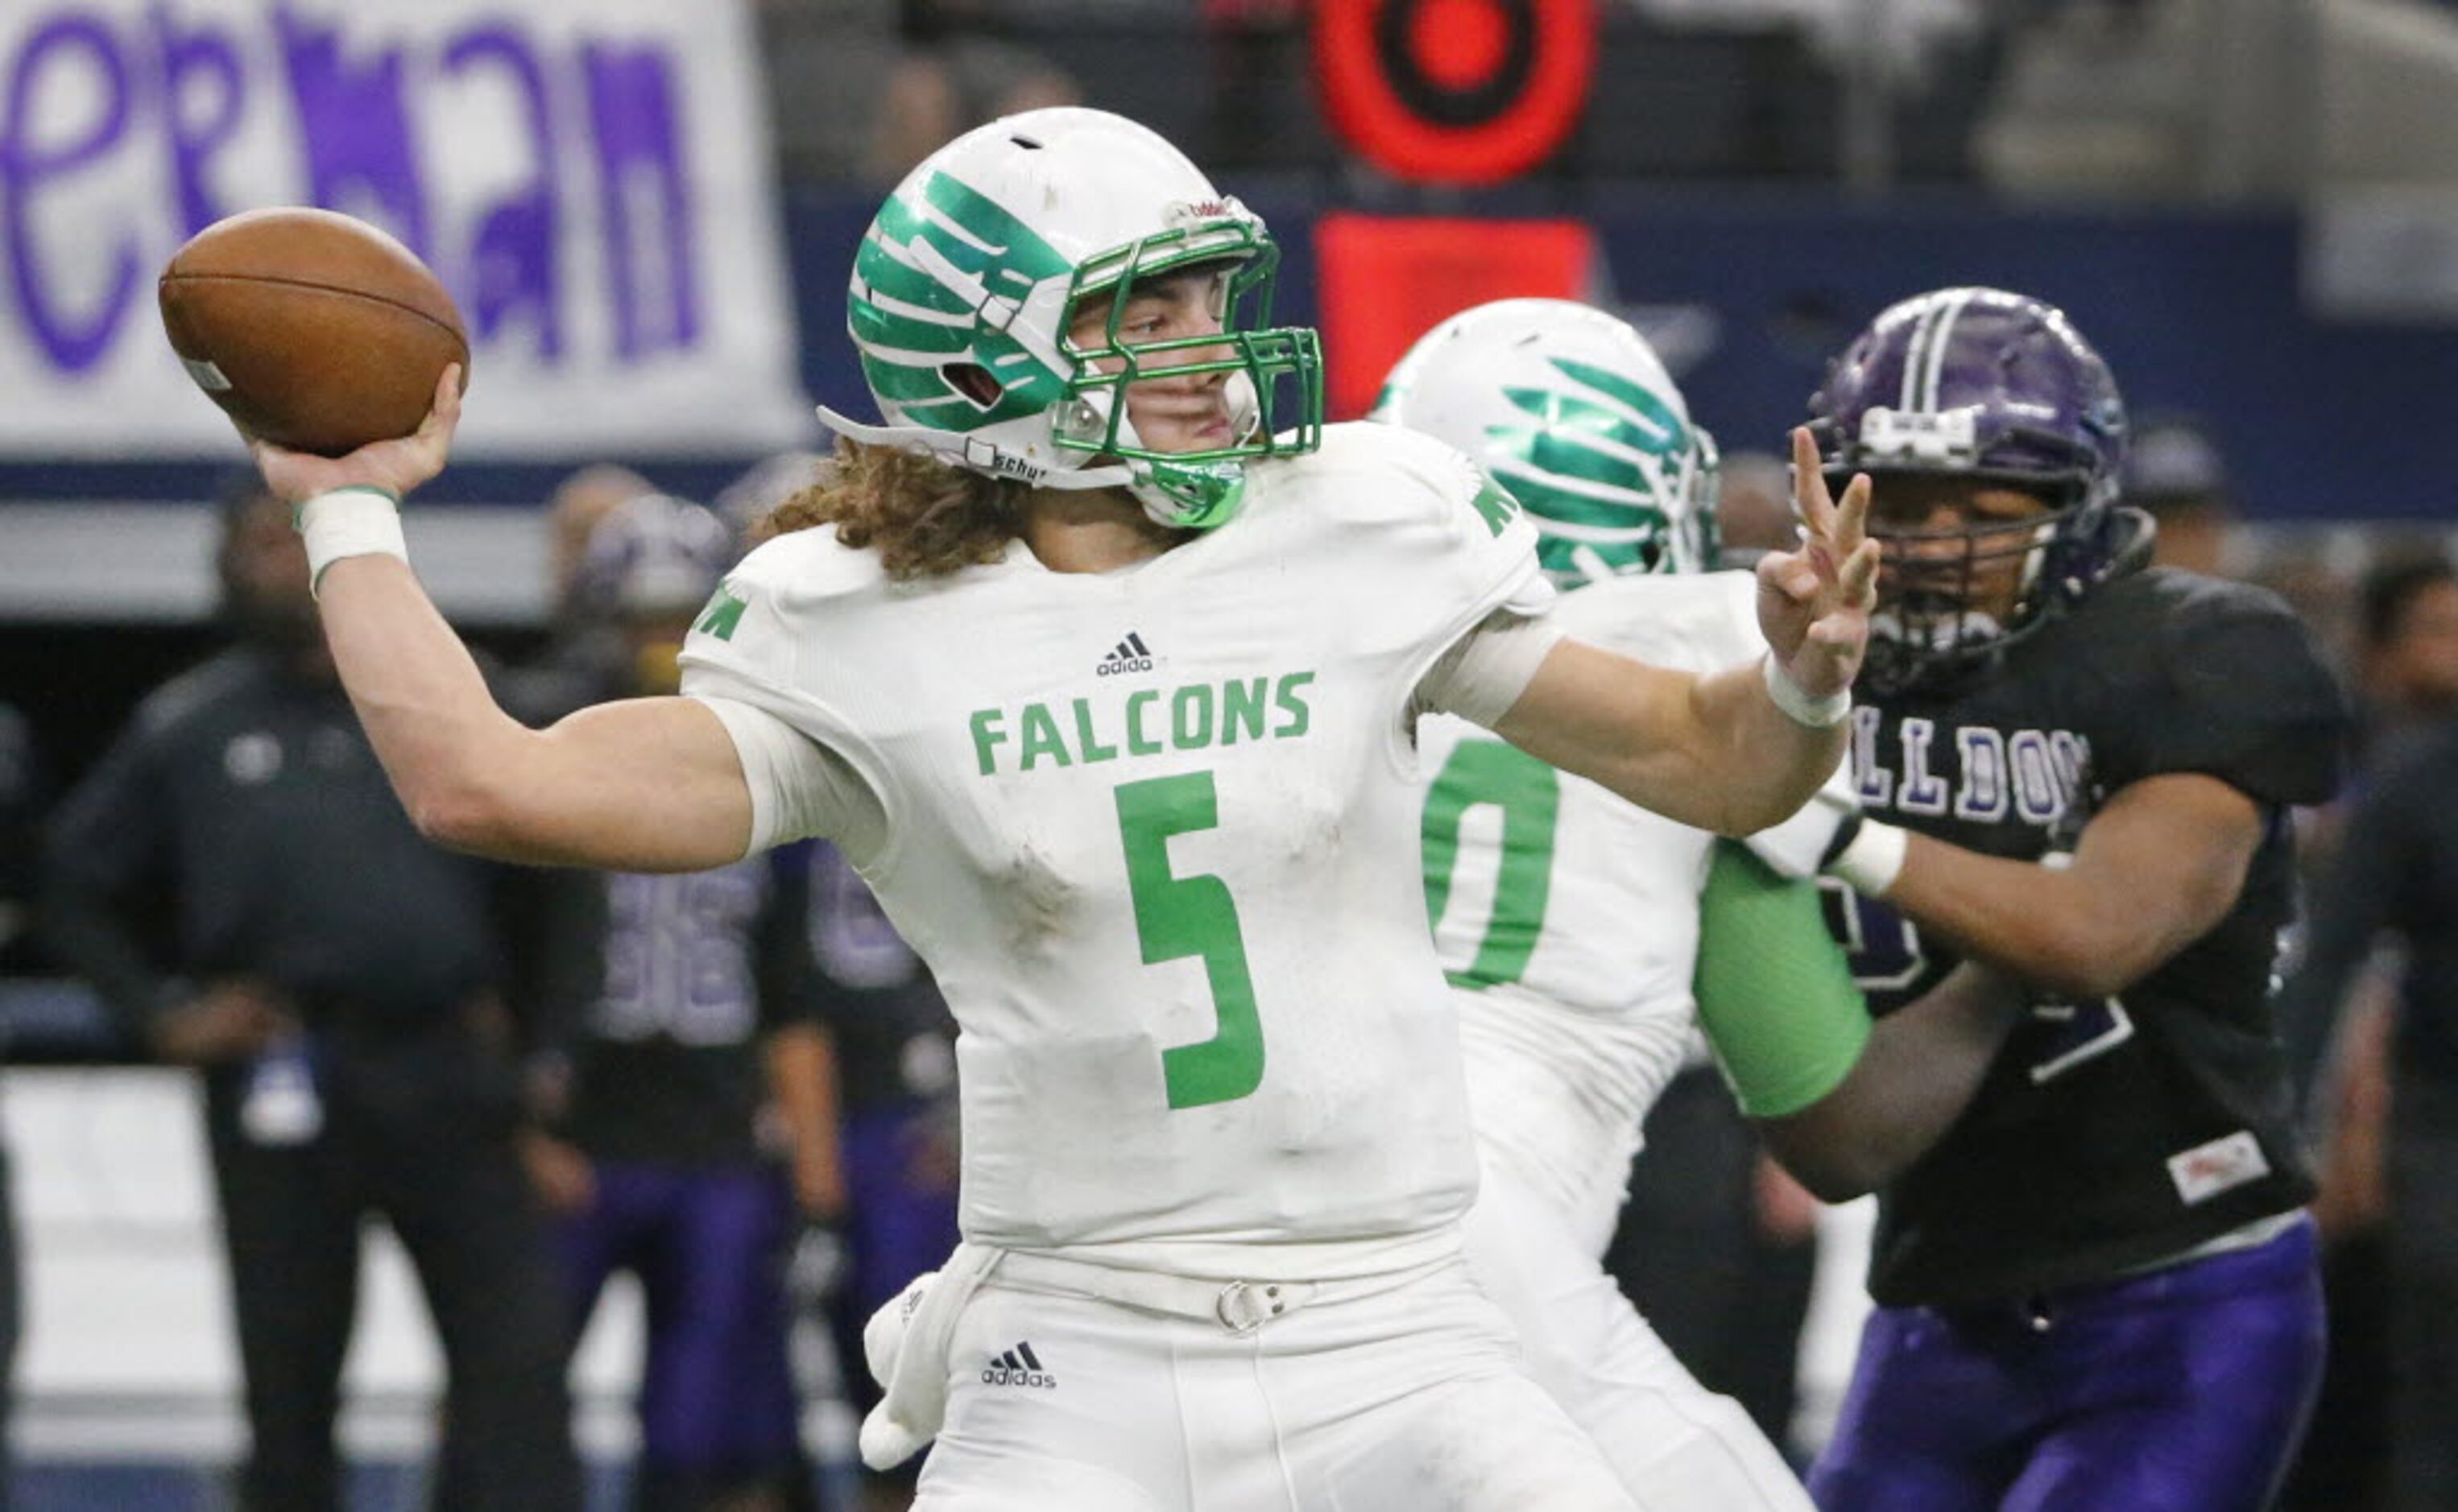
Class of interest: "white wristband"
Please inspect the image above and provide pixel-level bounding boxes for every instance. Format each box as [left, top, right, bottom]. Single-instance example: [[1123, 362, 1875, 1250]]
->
[[296, 487, 408, 597], [1828, 818, 1910, 898], [1762, 655, 1852, 728]]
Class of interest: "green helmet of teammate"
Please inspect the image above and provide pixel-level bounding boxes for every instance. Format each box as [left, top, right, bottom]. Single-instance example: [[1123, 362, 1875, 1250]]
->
[[1373, 298, 1719, 585]]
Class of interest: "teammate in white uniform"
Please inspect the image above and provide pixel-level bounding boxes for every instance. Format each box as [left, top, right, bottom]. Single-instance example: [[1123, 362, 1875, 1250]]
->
[[235, 112, 1880, 1511], [1379, 300, 2030, 1510]]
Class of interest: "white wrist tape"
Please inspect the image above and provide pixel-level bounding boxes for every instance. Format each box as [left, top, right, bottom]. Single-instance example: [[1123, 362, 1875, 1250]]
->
[[296, 487, 407, 597], [1762, 655, 1852, 728], [1828, 818, 1910, 898]]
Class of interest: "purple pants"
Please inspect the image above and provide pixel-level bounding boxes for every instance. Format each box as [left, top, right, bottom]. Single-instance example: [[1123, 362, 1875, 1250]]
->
[[841, 1101, 962, 1323], [1810, 1218, 2324, 1512], [561, 1162, 800, 1477]]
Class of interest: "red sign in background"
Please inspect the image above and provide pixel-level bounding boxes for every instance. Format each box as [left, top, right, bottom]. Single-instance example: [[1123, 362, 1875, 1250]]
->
[[1314, 0, 1597, 185], [1314, 212, 1600, 419]]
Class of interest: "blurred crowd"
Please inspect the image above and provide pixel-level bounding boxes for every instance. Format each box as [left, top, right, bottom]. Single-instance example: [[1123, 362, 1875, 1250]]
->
[[7, 458, 965, 1511], [740, 0, 2423, 202], [739, 0, 2140, 193]]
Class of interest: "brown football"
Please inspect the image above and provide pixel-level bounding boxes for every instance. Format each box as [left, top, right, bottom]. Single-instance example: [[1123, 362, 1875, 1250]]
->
[[159, 207, 470, 457]]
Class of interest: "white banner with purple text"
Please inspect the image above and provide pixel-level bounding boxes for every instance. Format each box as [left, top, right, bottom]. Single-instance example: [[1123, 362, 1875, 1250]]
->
[[0, 0, 815, 456]]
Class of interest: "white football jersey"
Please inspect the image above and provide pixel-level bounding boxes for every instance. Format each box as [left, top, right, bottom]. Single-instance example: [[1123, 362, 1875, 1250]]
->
[[681, 424, 1548, 1277], [1424, 570, 1834, 1250]]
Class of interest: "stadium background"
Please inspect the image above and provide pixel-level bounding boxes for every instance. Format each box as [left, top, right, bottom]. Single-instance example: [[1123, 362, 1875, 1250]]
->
[[2, 0, 2451, 1506]]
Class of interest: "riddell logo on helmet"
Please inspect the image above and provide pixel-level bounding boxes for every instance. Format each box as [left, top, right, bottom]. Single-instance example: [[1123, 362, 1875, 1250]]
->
[[1166, 197, 1246, 227], [1861, 406, 1979, 464]]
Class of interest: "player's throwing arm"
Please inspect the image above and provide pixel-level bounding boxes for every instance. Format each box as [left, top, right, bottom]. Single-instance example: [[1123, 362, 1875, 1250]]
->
[[159, 210, 762, 877], [1492, 428, 1877, 836]]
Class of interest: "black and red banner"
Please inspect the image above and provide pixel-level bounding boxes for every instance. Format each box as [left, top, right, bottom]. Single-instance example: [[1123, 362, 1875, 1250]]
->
[[1314, 0, 1596, 184]]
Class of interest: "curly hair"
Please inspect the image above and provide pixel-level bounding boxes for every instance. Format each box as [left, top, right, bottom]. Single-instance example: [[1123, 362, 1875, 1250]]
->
[[753, 437, 1028, 580]]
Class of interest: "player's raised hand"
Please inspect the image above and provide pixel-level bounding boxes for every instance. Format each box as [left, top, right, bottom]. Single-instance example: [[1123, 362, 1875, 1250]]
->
[[1755, 425, 1881, 698], [247, 365, 462, 506]]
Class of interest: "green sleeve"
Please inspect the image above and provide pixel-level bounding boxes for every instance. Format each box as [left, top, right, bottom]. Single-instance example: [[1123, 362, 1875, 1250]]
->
[[1693, 839, 1872, 1118]]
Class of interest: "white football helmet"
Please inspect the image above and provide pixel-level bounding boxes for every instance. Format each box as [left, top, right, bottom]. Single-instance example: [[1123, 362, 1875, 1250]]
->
[[1372, 298, 1719, 585], [819, 107, 1324, 531]]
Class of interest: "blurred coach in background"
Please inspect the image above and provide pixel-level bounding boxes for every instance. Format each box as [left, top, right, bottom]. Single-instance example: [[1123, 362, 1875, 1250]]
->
[[40, 479, 581, 1512]]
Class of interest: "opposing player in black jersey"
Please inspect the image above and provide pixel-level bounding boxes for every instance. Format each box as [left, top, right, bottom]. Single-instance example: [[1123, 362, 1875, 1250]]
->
[[1785, 288, 2348, 1512]]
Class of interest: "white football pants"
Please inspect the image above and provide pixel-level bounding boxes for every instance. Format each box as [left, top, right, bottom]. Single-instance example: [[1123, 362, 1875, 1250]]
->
[[912, 1250, 1637, 1511], [1461, 1159, 1816, 1512]]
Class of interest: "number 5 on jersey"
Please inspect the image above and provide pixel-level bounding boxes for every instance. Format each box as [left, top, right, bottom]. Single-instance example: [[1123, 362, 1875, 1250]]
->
[[1116, 773, 1265, 1109]]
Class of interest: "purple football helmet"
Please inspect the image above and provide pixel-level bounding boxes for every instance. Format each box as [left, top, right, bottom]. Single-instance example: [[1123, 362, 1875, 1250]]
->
[[1808, 287, 2141, 693]]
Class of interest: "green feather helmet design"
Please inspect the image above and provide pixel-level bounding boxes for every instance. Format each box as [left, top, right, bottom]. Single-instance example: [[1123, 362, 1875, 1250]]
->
[[820, 108, 1325, 531], [1372, 298, 1719, 585]]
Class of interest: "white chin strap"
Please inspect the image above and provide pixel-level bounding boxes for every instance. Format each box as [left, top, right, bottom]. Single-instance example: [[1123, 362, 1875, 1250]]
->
[[1567, 543, 1619, 585], [813, 404, 1136, 492], [1054, 390, 1187, 524], [1224, 370, 1260, 440], [1074, 370, 1260, 456]]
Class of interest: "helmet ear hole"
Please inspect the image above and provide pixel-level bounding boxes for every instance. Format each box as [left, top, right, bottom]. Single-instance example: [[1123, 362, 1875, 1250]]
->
[[945, 363, 1003, 408]]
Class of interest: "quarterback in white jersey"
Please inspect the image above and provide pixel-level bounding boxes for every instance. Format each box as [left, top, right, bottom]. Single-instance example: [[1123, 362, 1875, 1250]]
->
[[684, 421, 1543, 1267], [240, 111, 1880, 1512], [1380, 300, 2027, 1511]]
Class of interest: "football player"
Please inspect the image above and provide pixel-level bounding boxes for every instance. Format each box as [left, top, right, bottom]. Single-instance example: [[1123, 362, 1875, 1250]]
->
[[1379, 298, 2032, 1510], [513, 494, 840, 1512], [1789, 288, 2348, 1511], [238, 108, 1874, 1510]]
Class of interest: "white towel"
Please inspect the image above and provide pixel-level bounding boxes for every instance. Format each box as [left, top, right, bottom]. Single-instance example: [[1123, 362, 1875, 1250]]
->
[[858, 1241, 1003, 1469]]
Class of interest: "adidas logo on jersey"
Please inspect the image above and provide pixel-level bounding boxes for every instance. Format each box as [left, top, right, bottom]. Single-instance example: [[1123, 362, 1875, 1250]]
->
[[982, 1341, 1057, 1389], [1097, 631, 1155, 676]]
